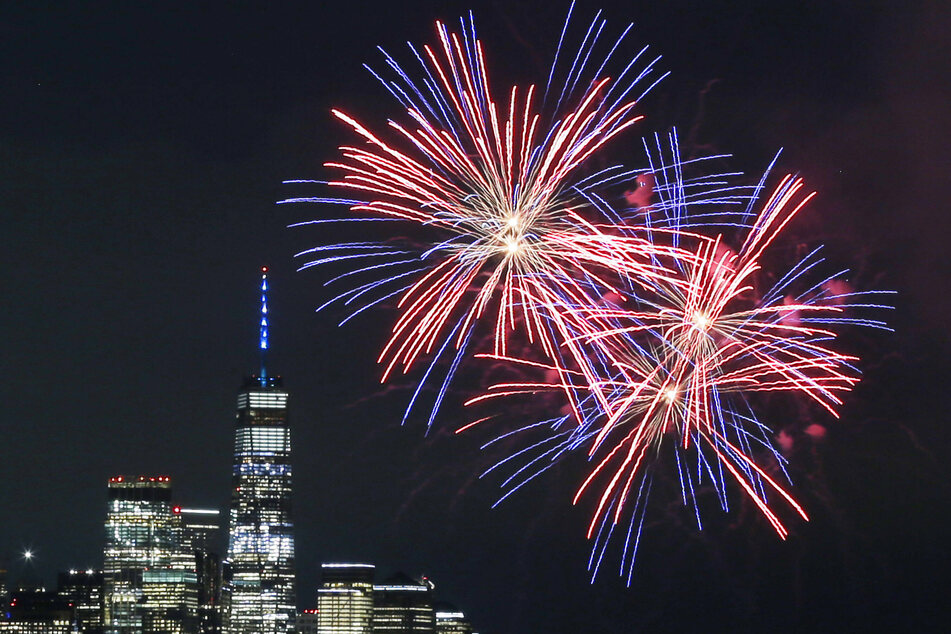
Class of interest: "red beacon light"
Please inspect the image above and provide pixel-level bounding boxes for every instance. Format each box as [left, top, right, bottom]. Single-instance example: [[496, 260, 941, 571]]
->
[[172, 506, 182, 514]]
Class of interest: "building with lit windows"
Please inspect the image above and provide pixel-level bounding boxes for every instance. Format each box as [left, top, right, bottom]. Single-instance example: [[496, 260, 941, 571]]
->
[[103, 476, 200, 634], [372, 574, 435, 633], [178, 509, 223, 634], [316, 564, 375, 634], [57, 569, 103, 633], [226, 268, 296, 634], [103, 476, 176, 633], [433, 604, 472, 634]]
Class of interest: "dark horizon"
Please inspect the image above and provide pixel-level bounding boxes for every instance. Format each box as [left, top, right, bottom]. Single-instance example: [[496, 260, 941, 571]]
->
[[2, 1, 949, 632]]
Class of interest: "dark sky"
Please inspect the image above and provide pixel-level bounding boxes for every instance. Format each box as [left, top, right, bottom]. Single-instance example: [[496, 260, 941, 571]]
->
[[2, 1, 949, 632]]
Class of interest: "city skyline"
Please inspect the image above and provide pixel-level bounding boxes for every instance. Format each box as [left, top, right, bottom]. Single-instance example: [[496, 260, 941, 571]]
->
[[2, 269, 482, 632], [1, 1, 948, 632]]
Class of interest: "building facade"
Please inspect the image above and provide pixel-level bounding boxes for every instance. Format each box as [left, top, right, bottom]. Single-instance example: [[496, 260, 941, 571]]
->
[[296, 610, 317, 634], [432, 605, 472, 634], [372, 574, 435, 633], [57, 569, 103, 633], [226, 268, 296, 634], [102, 476, 200, 634], [103, 476, 176, 633], [178, 509, 224, 634], [316, 564, 375, 634]]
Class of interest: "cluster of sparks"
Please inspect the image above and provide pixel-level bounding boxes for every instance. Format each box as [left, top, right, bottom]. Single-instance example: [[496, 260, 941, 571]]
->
[[287, 7, 891, 582]]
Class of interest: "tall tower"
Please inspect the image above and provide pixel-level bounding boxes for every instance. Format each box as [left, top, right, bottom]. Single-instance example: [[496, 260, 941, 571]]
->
[[226, 267, 296, 633], [103, 475, 190, 634]]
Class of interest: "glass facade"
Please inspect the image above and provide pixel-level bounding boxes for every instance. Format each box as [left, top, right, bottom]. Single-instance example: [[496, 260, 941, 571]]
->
[[179, 509, 224, 634], [226, 376, 296, 634], [102, 476, 199, 634], [372, 575, 435, 633], [316, 564, 374, 634], [103, 477, 175, 633]]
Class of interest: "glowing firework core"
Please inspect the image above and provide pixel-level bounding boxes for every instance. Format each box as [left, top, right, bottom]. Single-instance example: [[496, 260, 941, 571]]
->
[[663, 387, 679, 403]]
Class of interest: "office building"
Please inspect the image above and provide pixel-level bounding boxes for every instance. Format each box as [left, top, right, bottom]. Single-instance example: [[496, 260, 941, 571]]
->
[[178, 509, 223, 634], [103, 476, 176, 633], [316, 564, 375, 634], [226, 268, 296, 634], [433, 604, 472, 634], [103, 476, 199, 634], [57, 569, 103, 633], [372, 574, 434, 633]]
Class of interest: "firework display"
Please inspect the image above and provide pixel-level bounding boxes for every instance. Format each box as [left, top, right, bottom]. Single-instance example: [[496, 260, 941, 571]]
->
[[289, 6, 891, 582]]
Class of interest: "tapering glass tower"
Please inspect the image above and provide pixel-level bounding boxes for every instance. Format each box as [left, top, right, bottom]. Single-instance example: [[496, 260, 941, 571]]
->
[[226, 267, 296, 633]]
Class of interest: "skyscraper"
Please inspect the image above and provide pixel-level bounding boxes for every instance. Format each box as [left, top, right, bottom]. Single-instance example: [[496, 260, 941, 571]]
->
[[372, 573, 435, 633], [103, 475, 191, 634], [57, 569, 103, 633], [178, 509, 224, 634], [226, 268, 296, 634], [316, 564, 375, 634]]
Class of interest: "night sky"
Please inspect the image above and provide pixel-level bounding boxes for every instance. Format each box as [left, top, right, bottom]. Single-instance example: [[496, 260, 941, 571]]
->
[[2, 1, 949, 632]]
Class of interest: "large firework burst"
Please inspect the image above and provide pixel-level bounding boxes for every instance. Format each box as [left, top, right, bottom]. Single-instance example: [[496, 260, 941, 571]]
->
[[472, 150, 892, 581], [288, 10, 673, 424]]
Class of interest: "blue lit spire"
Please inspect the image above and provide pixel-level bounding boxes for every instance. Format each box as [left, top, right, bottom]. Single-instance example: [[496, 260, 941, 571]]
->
[[259, 266, 269, 384]]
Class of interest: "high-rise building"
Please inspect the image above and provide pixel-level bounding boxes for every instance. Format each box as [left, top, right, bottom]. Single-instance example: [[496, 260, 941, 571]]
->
[[432, 604, 472, 634], [178, 509, 223, 634], [103, 476, 176, 633], [372, 574, 435, 633], [316, 564, 375, 634], [226, 268, 296, 634], [57, 569, 103, 633], [102, 476, 199, 634]]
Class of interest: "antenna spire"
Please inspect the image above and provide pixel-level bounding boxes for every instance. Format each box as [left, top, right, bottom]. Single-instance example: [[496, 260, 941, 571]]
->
[[259, 266, 269, 385]]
